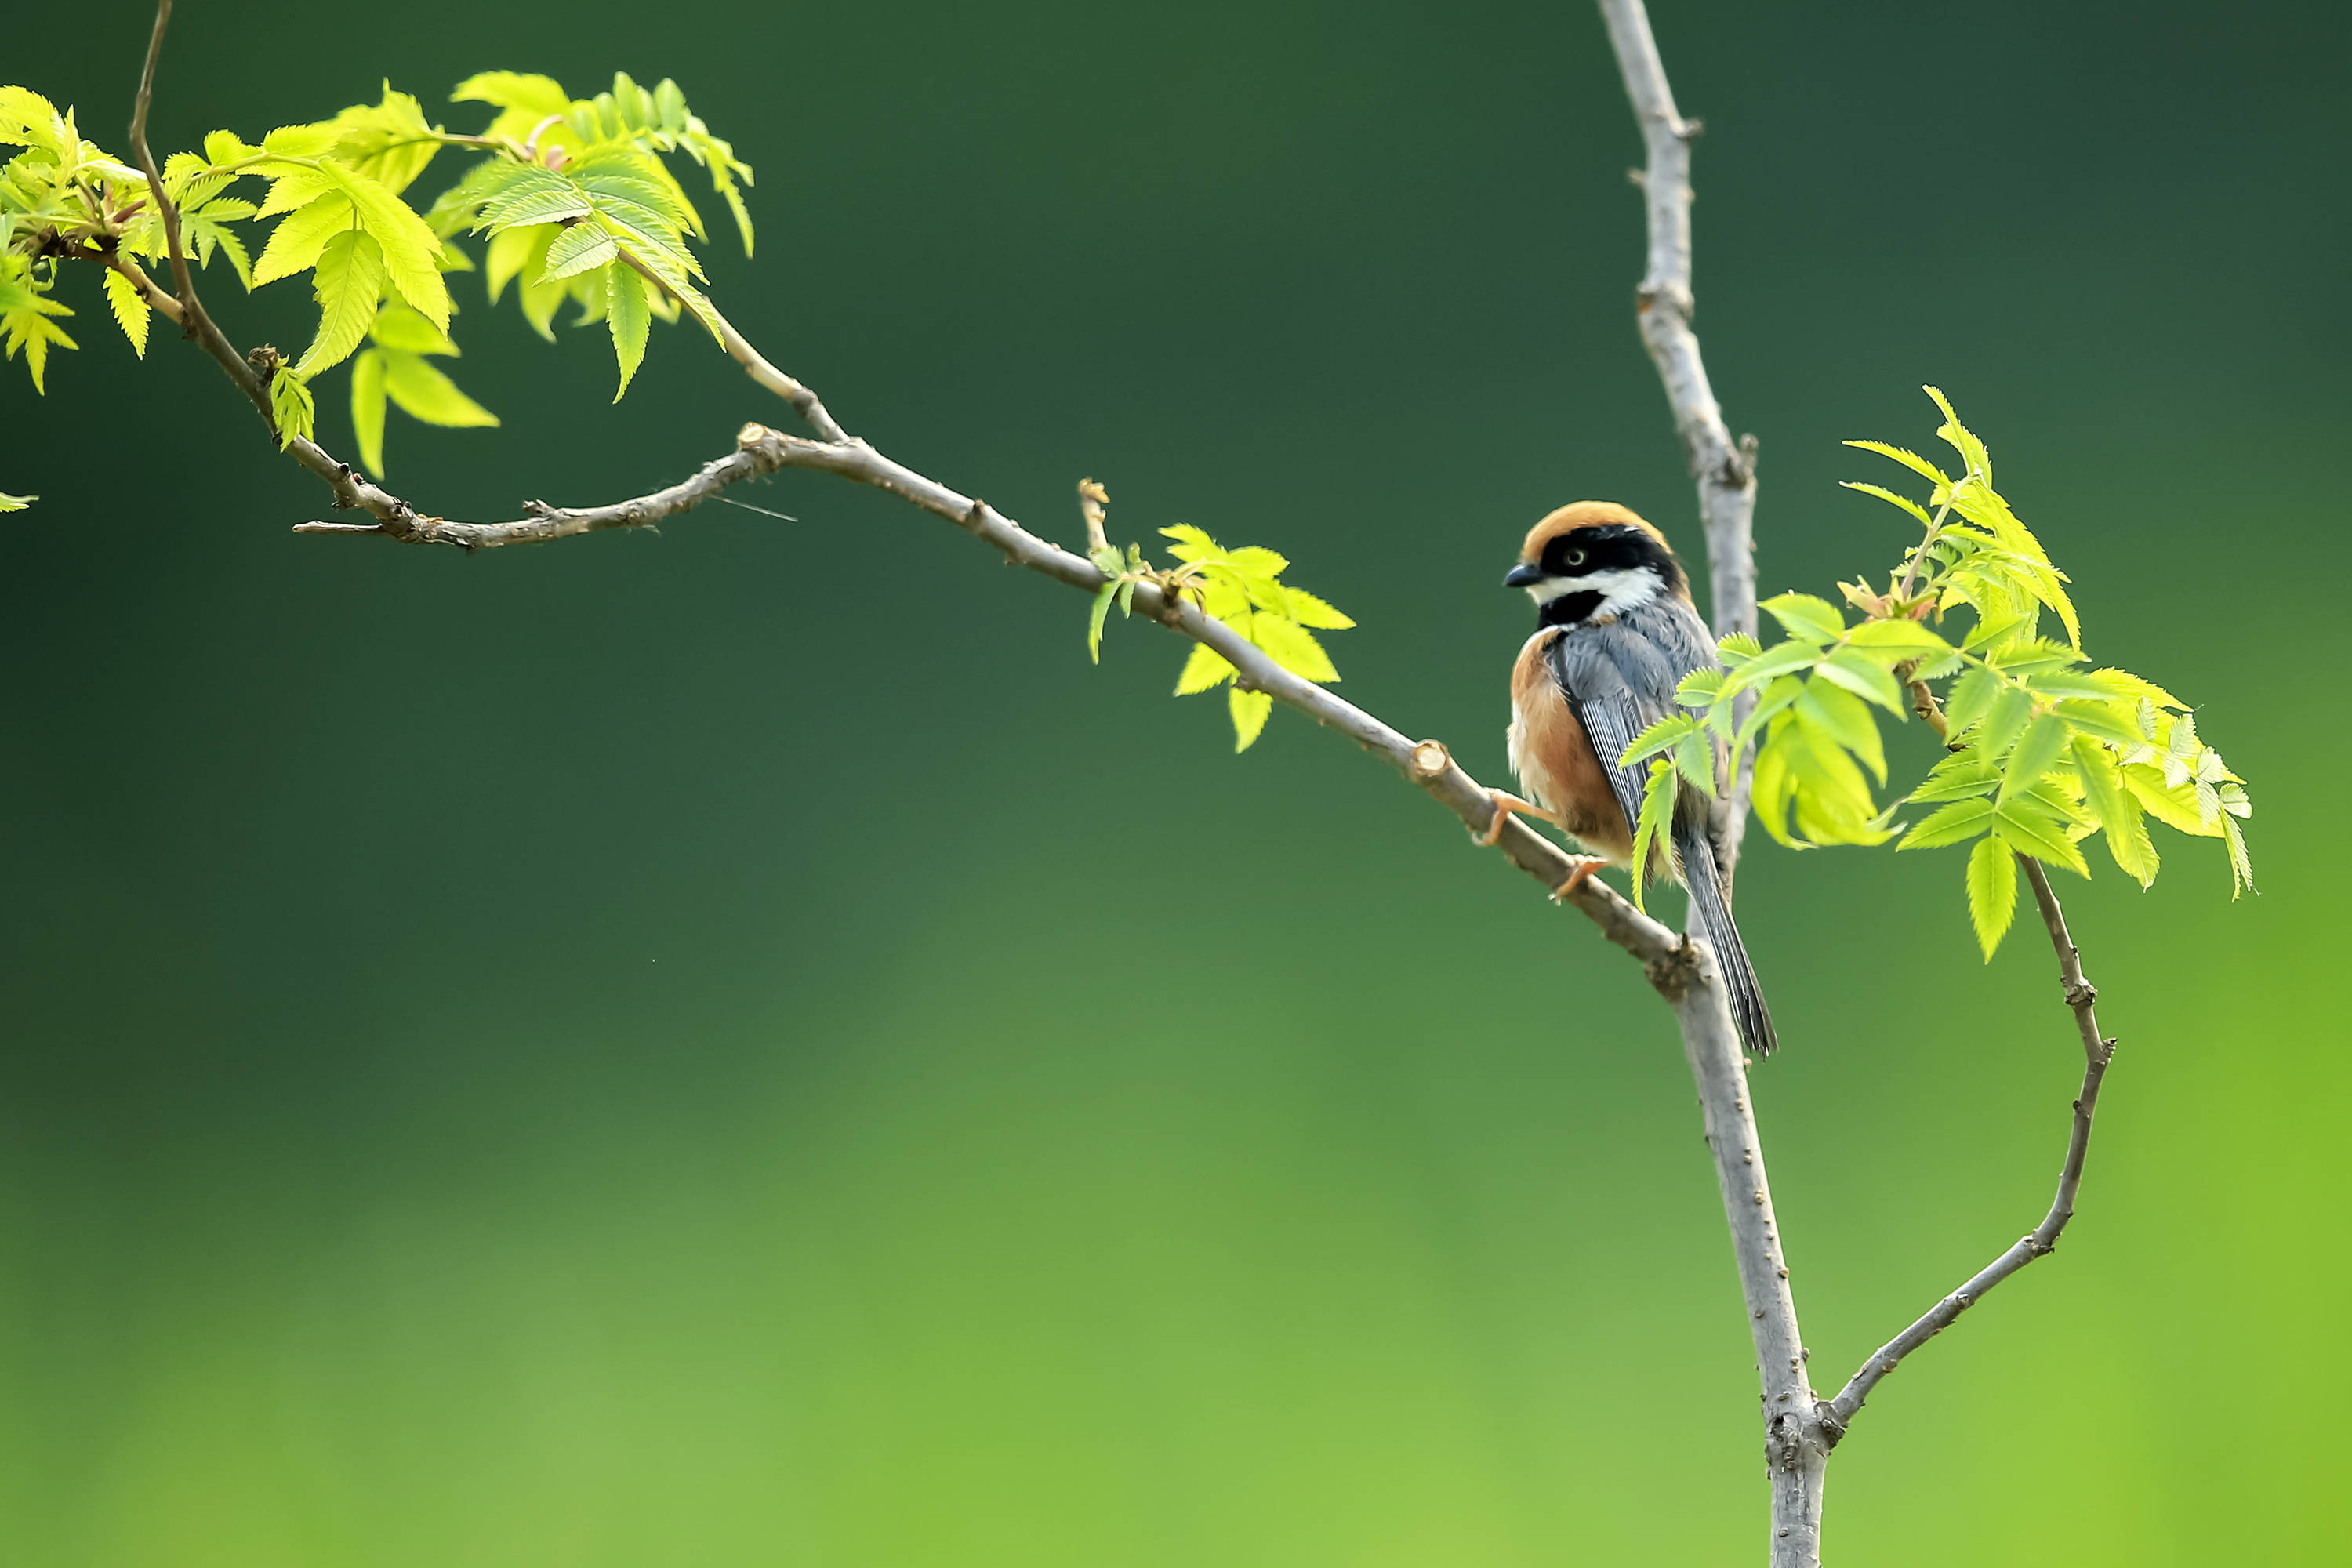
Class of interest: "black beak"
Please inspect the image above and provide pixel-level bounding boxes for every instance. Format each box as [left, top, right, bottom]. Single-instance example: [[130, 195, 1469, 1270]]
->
[[1503, 563, 1544, 589]]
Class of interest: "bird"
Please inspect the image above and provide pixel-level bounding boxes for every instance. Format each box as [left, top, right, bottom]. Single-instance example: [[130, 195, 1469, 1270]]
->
[[1483, 500, 1777, 1057]]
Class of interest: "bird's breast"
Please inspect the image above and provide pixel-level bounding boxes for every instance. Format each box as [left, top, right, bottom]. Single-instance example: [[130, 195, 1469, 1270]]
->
[[1508, 630, 1633, 862]]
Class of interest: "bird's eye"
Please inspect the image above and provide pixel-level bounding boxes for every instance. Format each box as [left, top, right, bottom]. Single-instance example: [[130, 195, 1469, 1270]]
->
[[1566, 547, 1587, 568]]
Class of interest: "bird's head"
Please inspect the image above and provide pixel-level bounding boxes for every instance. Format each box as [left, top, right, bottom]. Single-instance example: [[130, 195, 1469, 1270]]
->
[[1504, 501, 1690, 626]]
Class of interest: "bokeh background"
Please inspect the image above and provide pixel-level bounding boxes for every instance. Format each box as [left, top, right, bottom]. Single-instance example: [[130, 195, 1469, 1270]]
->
[[5, 1, 2345, 1562]]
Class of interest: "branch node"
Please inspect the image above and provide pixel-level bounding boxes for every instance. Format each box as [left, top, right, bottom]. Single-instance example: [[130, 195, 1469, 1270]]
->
[[736, 422, 771, 449], [1409, 739, 1450, 778]]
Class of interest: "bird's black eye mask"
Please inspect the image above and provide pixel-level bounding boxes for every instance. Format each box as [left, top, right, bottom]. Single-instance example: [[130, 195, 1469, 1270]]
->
[[1537, 524, 1683, 593]]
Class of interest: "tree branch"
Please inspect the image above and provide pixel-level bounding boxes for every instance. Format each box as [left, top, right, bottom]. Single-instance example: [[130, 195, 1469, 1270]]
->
[[1598, 8, 1824, 1563], [1824, 857, 2116, 1436], [1596, 0, 1760, 897]]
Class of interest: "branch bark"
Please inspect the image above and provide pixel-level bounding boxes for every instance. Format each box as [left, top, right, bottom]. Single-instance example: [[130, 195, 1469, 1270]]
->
[[1822, 856, 2117, 1435], [1595, 0, 1760, 895]]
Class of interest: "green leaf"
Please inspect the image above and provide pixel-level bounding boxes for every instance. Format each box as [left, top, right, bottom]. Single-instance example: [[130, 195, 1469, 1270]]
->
[[368, 302, 457, 355], [1761, 592, 1846, 642], [605, 262, 649, 399], [1277, 586, 1354, 630], [1250, 615, 1338, 683], [1087, 582, 1116, 663], [1716, 631, 1763, 662], [2222, 813, 2255, 899], [1174, 641, 1235, 695], [1940, 664, 1998, 736], [1909, 750, 1998, 803], [101, 267, 149, 357], [1795, 676, 1886, 782], [1229, 687, 1272, 752], [251, 194, 354, 287], [0, 489, 35, 511], [378, 350, 497, 426], [1843, 438, 1951, 488], [1676, 667, 1728, 706], [1722, 637, 1826, 697], [321, 164, 452, 328], [1973, 684, 2034, 757], [1922, 386, 1991, 483], [292, 228, 384, 377], [1673, 729, 1717, 796], [270, 366, 316, 449], [1965, 837, 2018, 960], [1618, 713, 1699, 767], [1626, 757, 1677, 911], [349, 347, 387, 476], [1844, 619, 1952, 659], [1816, 648, 1906, 713], [483, 224, 543, 303], [1997, 711, 2070, 805], [2071, 734, 2158, 886], [1900, 797, 1995, 851], [1992, 800, 2091, 876], [542, 220, 619, 281], [1838, 479, 1934, 528]]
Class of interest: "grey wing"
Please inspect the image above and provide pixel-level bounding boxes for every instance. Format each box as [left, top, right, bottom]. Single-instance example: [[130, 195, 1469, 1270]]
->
[[1544, 598, 1721, 855]]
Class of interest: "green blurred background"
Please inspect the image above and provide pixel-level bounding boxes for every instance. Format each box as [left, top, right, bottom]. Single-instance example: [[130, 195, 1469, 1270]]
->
[[4, 1, 2345, 1561]]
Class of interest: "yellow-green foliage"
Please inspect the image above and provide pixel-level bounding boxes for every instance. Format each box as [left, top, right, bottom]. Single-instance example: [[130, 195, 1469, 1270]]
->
[[1, 71, 755, 481], [1622, 388, 2253, 956]]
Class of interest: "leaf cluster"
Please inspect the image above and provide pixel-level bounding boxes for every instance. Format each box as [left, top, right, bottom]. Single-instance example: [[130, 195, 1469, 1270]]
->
[[2, 71, 757, 485], [1621, 389, 2253, 958], [1079, 482, 1353, 752]]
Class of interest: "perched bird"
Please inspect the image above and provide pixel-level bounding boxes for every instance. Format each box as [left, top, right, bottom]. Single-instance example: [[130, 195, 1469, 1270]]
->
[[1484, 501, 1777, 1057]]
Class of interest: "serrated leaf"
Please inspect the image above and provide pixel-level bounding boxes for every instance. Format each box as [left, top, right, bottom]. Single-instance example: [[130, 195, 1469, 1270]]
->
[[1910, 750, 1998, 803], [511, 226, 565, 339], [1618, 713, 1698, 767], [1676, 667, 1728, 706], [252, 194, 356, 286], [1716, 631, 1763, 662], [1838, 479, 1935, 528], [1843, 438, 1951, 487], [1998, 711, 2070, 805], [1626, 757, 1678, 910], [1087, 582, 1116, 662], [322, 165, 451, 328], [1278, 586, 1353, 629], [1174, 641, 1235, 695], [101, 267, 149, 356], [1900, 797, 1995, 850], [378, 350, 497, 426], [1761, 592, 1846, 642], [1673, 729, 1717, 796], [368, 301, 456, 355], [1992, 801, 2090, 876], [292, 228, 383, 377], [349, 347, 387, 476], [1973, 684, 2034, 757], [1249, 615, 1338, 683], [2070, 734, 2158, 886], [1845, 619, 1952, 659], [270, 366, 315, 449], [1816, 648, 1905, 713], [1722, 637, 1826, 697], [1965, 836, 2018, 960], [1229, 687, 1272, 752], [1795, 676, 1886, 782], [605, 262, 648, 399]]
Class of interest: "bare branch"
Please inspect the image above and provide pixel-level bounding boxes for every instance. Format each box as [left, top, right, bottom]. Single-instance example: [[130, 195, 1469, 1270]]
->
[[1597, 0, 1760, 895], [1824, 857, 2116, 1436], [617, 254, 847, 443]]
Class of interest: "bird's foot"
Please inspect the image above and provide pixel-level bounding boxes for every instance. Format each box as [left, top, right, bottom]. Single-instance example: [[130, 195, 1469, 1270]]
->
[[1477, 791, 1560, 846], [1548, 857, 1606, 903]]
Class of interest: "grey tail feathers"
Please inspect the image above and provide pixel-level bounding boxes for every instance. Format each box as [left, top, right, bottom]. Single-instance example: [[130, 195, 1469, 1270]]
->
[[1674, 816, 1777, 1058]]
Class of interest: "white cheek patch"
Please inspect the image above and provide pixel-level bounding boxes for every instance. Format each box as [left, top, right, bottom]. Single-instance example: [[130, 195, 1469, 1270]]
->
[[1523, 566, 1664, 615]]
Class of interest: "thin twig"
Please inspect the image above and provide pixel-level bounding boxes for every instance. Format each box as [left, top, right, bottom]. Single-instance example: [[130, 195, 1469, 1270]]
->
[[1824, 858, 2115, 1434], [617, 252, 848, 442]]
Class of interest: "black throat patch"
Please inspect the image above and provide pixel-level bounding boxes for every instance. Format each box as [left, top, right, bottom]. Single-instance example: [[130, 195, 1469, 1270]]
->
[[1537, 590, 1607, 628]]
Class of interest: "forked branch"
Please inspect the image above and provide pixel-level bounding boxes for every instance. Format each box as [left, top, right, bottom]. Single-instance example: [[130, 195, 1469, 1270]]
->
[[1823, 857, 2117, 1435]]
